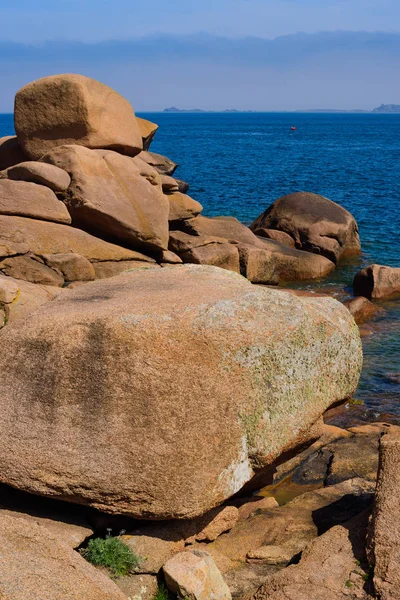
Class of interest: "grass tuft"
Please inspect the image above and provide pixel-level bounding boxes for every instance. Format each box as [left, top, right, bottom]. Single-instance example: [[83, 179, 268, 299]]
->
[[81, 535, 141, 577], [153, 583, 170, 600]]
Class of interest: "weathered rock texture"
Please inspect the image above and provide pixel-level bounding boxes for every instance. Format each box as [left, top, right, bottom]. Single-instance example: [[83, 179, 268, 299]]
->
[[0, 179, 71, 224], [14, 73, 143, 160], [354, 264, 400, 299], [0, 265, 362, 519], [250, 192, 361, 264], [42, 145, 169, 253], [367, 431, 400, 599], [0, 513, 127, 600]]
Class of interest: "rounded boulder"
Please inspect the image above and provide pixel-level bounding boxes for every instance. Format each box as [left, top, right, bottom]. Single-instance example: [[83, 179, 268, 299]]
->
[[0, 265, 362, 519], [250, 192, 361, 264]]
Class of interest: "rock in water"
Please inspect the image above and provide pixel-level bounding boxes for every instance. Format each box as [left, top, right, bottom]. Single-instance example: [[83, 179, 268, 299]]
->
[[250, 192, 361, 264], [0, 265, 362, 519], [14, 74, 143, 160], [354, 264, 400, 299]]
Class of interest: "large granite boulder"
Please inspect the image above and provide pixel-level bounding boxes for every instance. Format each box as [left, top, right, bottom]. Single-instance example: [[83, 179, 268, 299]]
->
[[42, 145, 169, 253], [0, 179, 71, 224], [354, 264, 400, 299], [0, 265, 362, 519], [250, 192, 361, 264], [14, 74, 143, 160]]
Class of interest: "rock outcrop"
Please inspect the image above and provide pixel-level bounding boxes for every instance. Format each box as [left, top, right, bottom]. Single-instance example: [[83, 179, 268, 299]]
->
[[250, 511, 371, 600], [0, 265, 361, 519], [367, 430, 400, 599], [250, 192, 361, 264], [0, 512, 127, 600], [354, 264, 400, 299], [14, 74, 143, 160]]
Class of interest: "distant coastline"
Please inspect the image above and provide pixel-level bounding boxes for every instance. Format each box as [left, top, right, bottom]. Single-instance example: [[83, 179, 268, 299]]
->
[[162, 106, 400, 114]]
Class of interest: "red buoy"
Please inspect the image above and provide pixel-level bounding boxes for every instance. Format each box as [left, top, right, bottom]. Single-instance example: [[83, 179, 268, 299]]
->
[[291, 126, 297, 131]]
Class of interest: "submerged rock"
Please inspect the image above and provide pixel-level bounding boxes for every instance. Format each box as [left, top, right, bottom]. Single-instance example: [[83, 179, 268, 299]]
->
[[0, 265, 362, 519], [14, 73, 143, 160], [250, 192, 361, 265]]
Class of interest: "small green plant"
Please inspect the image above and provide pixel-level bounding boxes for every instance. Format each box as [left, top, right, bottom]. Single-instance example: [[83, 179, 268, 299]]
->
[[345, 580, 353, 588], [82, 535, 141, 577], [153, 583, 170, 600]]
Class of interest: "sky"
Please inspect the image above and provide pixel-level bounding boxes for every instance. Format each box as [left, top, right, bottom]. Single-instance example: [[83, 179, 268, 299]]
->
[[0, 1, 399, 111]]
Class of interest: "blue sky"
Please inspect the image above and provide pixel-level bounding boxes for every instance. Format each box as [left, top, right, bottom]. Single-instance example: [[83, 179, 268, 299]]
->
[[0, 1, 399, 111], [2, 0, 399, 41]]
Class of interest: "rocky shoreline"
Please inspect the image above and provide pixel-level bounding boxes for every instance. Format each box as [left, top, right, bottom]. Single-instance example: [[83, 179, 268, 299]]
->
[[0, 74, 399, 600]]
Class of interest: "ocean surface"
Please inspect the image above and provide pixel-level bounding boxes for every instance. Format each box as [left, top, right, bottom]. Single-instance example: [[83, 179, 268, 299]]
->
[[1, 112, 399, 418]]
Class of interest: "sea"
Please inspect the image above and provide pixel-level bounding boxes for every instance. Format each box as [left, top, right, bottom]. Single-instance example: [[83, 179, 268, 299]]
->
[[1, 112, 399, 420]]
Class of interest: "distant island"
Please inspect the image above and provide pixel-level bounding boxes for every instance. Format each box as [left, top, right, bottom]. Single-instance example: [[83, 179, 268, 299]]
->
[[372, 104, 400, 113], [163, 107, 254, 113]]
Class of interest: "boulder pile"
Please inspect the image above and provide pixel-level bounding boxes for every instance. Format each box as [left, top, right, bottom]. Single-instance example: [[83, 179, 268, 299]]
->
[[0, 74, 360, 290], [0, 74, 372, 600]]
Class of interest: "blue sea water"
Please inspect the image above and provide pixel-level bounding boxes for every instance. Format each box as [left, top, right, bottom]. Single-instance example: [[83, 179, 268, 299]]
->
[[1, 112, 400, 416]]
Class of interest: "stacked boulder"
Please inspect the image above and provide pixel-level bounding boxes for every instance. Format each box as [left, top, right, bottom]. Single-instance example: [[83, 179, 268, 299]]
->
[[0, 74, 361, 294]]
